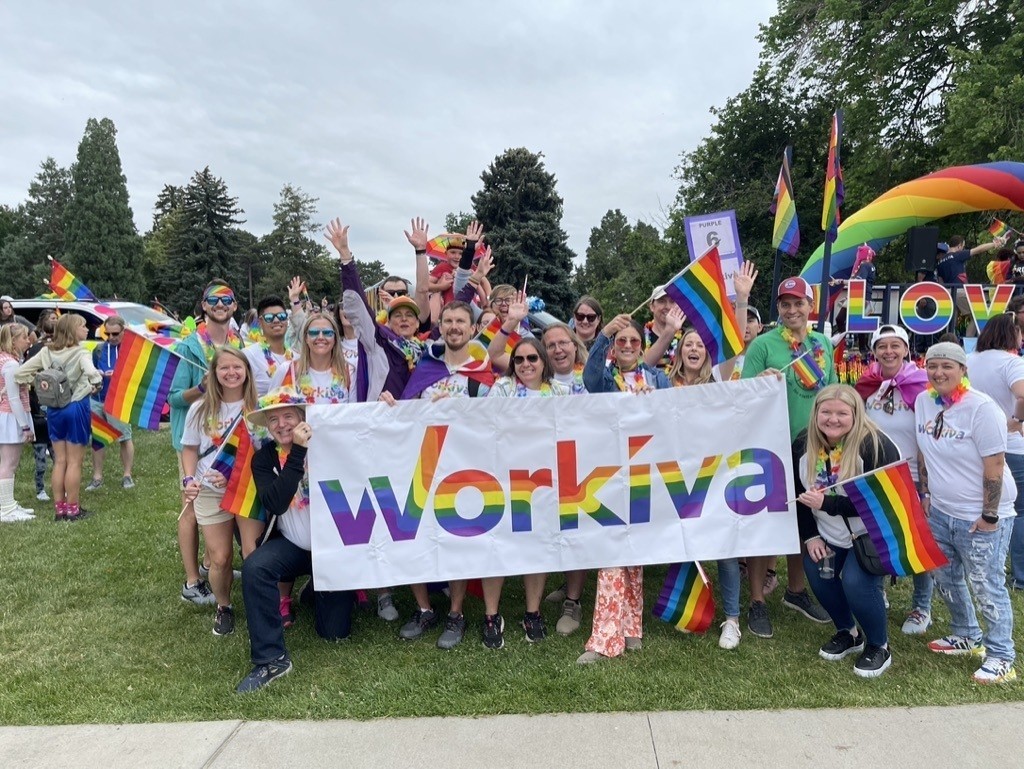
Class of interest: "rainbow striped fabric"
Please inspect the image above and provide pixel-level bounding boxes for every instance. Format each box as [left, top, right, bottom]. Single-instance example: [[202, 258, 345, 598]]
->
[[664, 246, 744, 365], [820, 111, 845, 242], [770, 146, 800, 256], [841, 461, 948, 576], [212, 416, 264, 520], [652, 561, 715, 633], [90, 411, 122, 448], [989, 218, 1012, 239], [48, 258, 98, 301], [102, 330, 182, 430]]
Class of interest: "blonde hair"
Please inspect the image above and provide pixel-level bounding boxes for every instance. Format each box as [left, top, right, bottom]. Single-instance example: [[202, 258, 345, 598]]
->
[[804, 384, 884, 485], [50, 313, 86, 351], [296, 312, 350, 391], [0, 323, 27, 355], [541, 322, 588, 367], [668, 329, 714, 386], [192, 347, 258, 436]]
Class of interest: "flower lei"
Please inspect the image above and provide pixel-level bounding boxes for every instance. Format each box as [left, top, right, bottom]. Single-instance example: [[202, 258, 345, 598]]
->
[[926, 376, 970, 407], [814, 443, 843, 494], [260, 340, 293, 377], [297, 369, 348, 404], [393, 336, 425, 370], [196, 322, 242, 363], [276, 446, 309, 511], [644, 321, 680, 370], [513, 379, 554, 397], [612, 366, 650, 394], [779, 326, 827, 391]]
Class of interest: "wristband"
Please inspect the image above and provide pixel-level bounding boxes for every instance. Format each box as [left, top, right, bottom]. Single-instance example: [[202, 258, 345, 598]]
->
[[196, 382, 206, 394], [292, 300, 301, 306], [21, 425, 31, 432], [981, 512, 1000, 524], [181, 475, 195, 488], [415, 249, 426, 255]]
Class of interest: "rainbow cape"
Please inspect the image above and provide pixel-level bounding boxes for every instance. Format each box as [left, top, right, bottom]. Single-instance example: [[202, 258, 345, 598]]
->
[[987, 260, 1011, 284], [840, 461, 948, 576], [47, 258, 98, 301], [989, 218, 1012, 239], [820, 111, 845, 242], [652, 561, 715, 633], [770, 146, 800, 256], [664, 246, 744, 365], [211, 415, 263, 520], [91, 411, 123, 449], [103, 329, 183, 430]]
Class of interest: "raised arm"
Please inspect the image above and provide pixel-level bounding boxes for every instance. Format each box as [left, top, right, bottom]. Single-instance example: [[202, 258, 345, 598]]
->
[[643, 306, 684, 368], [717, 260, 758, 380], [404, 217, 432, 322]]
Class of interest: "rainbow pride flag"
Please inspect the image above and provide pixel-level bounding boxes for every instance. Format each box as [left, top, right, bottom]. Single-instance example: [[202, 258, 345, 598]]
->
[[103, 329, 183, 430], [841, 461, 948, 576], [770, 146, 800, 256], [425, 235, 487, 262], [212, 416, 263, 520], [47, 257, 98, 301], [821, 111, 845, 242], [988, 219, 1012, 239], [90, 411, 122, 449], [652, 561, 715, 633], [664, 246, 744, 365]]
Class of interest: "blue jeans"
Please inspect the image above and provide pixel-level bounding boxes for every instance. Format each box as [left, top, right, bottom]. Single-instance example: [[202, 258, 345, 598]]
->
[[929, 508, 1015, 662], [803, 546, 887, 647], [717, 558, 740, 618], [911, 572, 933, 613], [242, 535, 354, 665], [1004, 452, 1024, 585]]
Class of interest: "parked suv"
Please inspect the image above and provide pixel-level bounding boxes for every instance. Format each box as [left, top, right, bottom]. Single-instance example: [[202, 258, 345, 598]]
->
[[10, 299, 180, 342]]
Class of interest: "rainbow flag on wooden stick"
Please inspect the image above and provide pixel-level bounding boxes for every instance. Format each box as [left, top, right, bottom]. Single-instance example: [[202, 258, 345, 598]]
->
[[91, 411, 122, 449], [210, 415, 263, 520], [663, 246, 744, 365], [47, 256, 98, 301], [652, 561, 715, 633], [840, 461, 948, 576], [103, 329, 189, 430], [988, 219, 1012, 239]]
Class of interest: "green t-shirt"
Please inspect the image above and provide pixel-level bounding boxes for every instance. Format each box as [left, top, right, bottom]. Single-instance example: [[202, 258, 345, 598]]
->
[[741, 327, 837, 440]]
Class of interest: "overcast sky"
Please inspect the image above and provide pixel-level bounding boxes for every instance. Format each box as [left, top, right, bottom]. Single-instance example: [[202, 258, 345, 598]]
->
[[2, 0, 776, 278]]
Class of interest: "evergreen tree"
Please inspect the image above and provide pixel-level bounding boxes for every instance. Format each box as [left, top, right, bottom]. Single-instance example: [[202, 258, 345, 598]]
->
[[63, 118, 143, 300], [257, 184, 336, 303], [470, 148, 576, 318]]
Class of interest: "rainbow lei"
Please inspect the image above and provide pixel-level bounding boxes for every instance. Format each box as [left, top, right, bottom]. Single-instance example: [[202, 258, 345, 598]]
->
[[814, 443, 843, 494], [276, 446, 310, 511], [196, 322, 242, 363], [297, 370, 349, 404], [513, 380, 554, 397], [780, 327, 827, 391], [926, 376, 971, 408], [644, 321, 680, 371], [260, 340, 293, 377], [612, 366, 651, 394]]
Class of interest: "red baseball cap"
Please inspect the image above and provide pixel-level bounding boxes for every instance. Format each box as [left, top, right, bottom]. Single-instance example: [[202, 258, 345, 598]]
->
[[777, 276, 813, 301]]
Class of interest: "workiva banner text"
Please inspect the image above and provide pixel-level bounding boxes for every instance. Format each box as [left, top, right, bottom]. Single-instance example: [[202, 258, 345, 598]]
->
[[307, 377, 797, 591]]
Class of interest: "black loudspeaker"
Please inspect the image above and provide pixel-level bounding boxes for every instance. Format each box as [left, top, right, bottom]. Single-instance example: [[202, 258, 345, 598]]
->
[[906, 226, 939, 274]]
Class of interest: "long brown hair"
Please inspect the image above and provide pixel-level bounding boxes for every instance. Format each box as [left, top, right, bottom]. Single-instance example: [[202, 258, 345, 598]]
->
[[50, 314, 86, 351], [295, 312, 350, 391], [192, 347, 258, 437]]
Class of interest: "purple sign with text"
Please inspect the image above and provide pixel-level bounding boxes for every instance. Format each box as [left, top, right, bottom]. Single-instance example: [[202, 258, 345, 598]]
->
[[683, 210, 744, 299]]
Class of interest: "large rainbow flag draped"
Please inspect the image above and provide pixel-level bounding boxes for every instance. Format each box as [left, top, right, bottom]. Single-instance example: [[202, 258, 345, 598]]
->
[[211, 415, 263, 520], [840, 461, 948, 577], [663, 246, 744, 365], [91, 411, 122, 449], [771, 146, 800, 256], [820, 111, 845, 243], [652, 561, 715, 633], [103, 329, 184, 430], [47, 257, 98, 301]]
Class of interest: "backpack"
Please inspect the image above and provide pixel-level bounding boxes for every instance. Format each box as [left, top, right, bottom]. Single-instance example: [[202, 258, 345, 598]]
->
[[34, 350, 72, 409]]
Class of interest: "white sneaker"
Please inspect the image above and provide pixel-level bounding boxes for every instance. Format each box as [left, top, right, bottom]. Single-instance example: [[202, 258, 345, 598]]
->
[[36, 490, 50, 501], [719, 619, 742, 650], [14, 504, 34, 515], [901, 609, 932, 635], [1, 509, 35, 523]]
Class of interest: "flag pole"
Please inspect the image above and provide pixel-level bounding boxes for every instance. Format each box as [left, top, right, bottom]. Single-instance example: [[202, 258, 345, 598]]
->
[[124, 328, 207, 372], [787, 459, 910, 504], [770, 248, 784, 323], [817, 110, 843, 334]]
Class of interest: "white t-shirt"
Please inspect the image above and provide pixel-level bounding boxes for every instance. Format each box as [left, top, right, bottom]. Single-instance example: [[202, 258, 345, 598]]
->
[[243, 343, 292, 396], [181, 400, 244, 480], [967, 349, 1024, 455], [300, 368, 351, 404], [341, 338, 359, 385], [915, 388, 1017, 519], [864, 381, 915, 480], [277, 462, 312, 550]]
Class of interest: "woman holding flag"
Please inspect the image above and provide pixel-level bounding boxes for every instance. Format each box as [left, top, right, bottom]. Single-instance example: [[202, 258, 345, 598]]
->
[[181, 347, 260, 636], [794, 384, 901, 678]]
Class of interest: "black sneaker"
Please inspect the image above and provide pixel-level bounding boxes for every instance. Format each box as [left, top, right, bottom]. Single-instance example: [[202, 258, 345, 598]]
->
[[747, 601, 773, 638], [522, 611, 547, 643], [436, 612, 467, 650], [213, 605, 235, 636], [398, 608, 438, 640], [236, 655, 293, 693], [854, 644, 892, 678], [483, 613, 505, 649], [782, 589, 831, 623], [819, 629, 864, 661]]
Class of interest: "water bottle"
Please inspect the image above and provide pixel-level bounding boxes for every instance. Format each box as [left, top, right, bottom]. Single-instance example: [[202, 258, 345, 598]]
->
[[819, 549, 836, 580]]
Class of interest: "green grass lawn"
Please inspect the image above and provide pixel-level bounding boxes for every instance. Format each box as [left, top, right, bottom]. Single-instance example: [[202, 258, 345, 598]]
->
[[1, 428, 1023, 725]]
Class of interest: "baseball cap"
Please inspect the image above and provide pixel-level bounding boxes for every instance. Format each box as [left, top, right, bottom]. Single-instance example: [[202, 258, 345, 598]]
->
[[746, 306, 762, 324], [777, 277, 813, 301], [649, 285, 668, 302], [870, 324, 909, 349], [387, 296, 420, 317], [936, 242, 950, 254], [925, 341, 967, 367]]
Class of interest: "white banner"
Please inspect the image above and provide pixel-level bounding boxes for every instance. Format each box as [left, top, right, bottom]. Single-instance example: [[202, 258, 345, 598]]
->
[[307, 376, 798, 591]]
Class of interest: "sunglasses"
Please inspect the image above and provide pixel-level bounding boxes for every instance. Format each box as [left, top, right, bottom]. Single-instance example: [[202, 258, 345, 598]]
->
[[307, 328, 336, 339], [204, 295, 236, 306], [106, 331, 122, 338], [387, 289, 409, 297], [881, 384, 896, 415], [513, 353, 540, 364], [262, 312, 288, 323], [615, 337, 642, 348], [574, 312, 599, 323]]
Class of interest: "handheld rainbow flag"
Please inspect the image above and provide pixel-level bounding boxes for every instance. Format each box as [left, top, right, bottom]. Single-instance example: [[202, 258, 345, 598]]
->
[[663, 246, 744, 365], [771, 146, 800, 256], [210, 416, 263, 520], [988, 219, 1012, 239], [820, 112, 845, 243], [840, 461, 948, 577], [103, 329, 191, 430], [425, 235, 487, 262], [90, 411, 123, 449], [652, 561, 715, 634], [47, 256, 98, 301]]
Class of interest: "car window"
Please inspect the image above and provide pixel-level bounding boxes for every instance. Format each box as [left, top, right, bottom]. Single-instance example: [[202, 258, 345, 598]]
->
[[114, 305, 179, 327]]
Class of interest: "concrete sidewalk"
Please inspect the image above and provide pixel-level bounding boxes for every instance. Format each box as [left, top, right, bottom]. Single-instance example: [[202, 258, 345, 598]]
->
[[2, 703, 1022, 768]]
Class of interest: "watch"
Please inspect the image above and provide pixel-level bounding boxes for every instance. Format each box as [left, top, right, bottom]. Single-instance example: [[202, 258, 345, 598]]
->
[[181, 475, 195, 488], [981, 512, 1000, 524]]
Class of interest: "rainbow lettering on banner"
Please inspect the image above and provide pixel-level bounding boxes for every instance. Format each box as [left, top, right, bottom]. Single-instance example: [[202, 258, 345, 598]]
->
[[628, 435, 652, 524], [844, 279, 879, 334], [90, 412, 122, 448], [103, 329, 182, 430], [48, 258, 98, 301], [652, 561, 715, 633], [213, 417, 264, 520], [368, 425, 447, 541], [509, 468, 553, 532], [663, 246, 744, 365], [841, 462, 948, 576], [556, 440, 623, 530], [989, 219, 1011, 239], [433, 470, 506, 537], [656, 455, 721, 520], [963, 283, 1015, 333], [899, 282, 953, 335]]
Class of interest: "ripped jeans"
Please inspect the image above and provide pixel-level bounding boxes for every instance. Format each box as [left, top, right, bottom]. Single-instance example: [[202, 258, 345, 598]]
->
[[929, 507, 1015, 662]]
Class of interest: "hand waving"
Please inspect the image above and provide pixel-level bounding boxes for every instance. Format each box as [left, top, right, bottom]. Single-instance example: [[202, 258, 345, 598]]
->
[[324, 218, 351, 257], [404, 217, 429, 251], [733, 260, 758, 301]]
